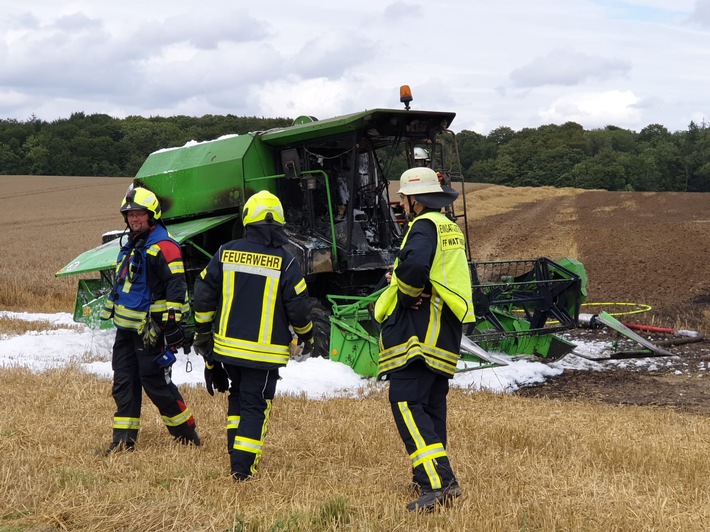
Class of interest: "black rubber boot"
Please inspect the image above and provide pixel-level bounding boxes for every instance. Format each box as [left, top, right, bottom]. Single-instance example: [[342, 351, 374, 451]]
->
[[99, 440, 135, 456], [406, 482, 462, 512]]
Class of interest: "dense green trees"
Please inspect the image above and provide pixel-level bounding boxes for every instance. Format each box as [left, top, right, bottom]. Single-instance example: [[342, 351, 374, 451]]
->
[[0, 113, 292, 178], [458, 121, 710, 192], [0, 112, 708, 191]]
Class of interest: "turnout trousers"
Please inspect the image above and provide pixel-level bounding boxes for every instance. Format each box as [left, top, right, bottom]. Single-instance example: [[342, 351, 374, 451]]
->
[[223, 364, 279, 479], [388, 360, 457, 491], [111, 328, 196, 445]]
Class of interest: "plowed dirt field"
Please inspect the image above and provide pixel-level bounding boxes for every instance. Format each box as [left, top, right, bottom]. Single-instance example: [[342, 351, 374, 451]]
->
[[456, 184, 710, 413]]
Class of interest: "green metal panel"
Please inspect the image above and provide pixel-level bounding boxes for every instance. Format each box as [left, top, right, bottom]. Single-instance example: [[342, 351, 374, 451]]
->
[[55, 213, 239, 277], [259, 109, 457, 147], [73, 279, 115, 329], [327, 292, 383, 378], [135, 134, 269, 221]]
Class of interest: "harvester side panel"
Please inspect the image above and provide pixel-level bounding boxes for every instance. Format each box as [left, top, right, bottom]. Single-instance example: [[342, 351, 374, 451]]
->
[[135, 134, 276, 221]]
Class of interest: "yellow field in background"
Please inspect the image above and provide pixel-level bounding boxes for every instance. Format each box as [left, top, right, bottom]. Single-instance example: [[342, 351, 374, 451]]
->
[[0, 175, 132, 311]]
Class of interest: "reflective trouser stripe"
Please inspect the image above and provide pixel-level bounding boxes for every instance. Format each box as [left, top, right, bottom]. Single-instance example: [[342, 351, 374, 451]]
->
[[411, 443, 448, 468], [162, 408, 193, 427], [233, 436, 263, 455], [232, 399, 272, 476], [113, 417, 140, 430], [398, 401, 446, 490], [227, 415, 240, 431]]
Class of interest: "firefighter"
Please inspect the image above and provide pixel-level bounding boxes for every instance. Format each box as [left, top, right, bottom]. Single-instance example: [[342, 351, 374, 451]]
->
[[99, 185, 200, 454], [192, 190, 313, 481], [374, 167, 475, 512], [413, 147, 430, 167]]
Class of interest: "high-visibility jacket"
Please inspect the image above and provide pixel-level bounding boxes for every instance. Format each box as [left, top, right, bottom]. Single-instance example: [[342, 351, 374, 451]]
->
[[101, 224, 188, 331], [375, 210, 475, 378], [192, 238, 313, 370]]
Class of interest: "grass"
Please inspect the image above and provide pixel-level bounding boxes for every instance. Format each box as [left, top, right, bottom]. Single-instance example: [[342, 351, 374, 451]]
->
[[1, 175, 709, 529], [2, 367, 710, 530]]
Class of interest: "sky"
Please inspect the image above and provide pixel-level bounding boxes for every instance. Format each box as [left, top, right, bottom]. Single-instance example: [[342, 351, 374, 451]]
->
[[1, 1, 709, 135], [0, 310, 685, 399]]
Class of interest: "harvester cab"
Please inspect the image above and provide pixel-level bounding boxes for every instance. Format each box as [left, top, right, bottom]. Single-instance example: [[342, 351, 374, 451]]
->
[[56, 86, 589, 374]]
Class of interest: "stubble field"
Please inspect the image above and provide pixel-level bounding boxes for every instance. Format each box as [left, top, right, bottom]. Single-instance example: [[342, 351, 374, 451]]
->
[[0, 174, 709, 531]]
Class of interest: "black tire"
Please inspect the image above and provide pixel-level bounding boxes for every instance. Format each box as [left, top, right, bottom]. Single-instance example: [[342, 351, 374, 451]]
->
[[311, 298, 332, 359]]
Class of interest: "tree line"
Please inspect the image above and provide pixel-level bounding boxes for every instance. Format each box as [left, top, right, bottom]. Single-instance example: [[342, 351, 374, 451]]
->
[[456, 121, 710, 192], [1, 112, 708, 192]]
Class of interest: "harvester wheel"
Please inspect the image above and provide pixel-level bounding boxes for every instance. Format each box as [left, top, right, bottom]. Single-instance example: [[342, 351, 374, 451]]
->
[[311, 299, 332, 359]]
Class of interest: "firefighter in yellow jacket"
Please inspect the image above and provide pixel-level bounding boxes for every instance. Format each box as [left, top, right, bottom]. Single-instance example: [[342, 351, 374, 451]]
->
[[192, 190, 313, 481], [375, 167, 475, 512]]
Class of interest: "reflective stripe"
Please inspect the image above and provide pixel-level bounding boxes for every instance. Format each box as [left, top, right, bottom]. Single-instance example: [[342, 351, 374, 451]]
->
[[378, 336, 459, 376], [113, 417, 140, 430], [113, 305, 148, 331], [411, 443, 448, 468], [219, 270, 236, 338], [101, 299, 115, 320], [214, 335, 289, 365], [398, 402, 443, 489], [292, 322, 313, 335], [258, 277, 278, 345], [425, 294, 443, 346], [162, 408, 193, 427], [397, 277, 422, 299], [168, 260, 185, 274], [233, 436, 263, 455], [195, 310, 215, 324], [294, 278, 307, 295], [224, 263, 281, 278], [227, 415, 240, 430]]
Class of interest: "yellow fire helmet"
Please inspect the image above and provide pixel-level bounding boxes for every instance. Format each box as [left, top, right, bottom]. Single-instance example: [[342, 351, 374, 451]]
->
[[120, 185, 162, 221], [242, 190, 285, 226]]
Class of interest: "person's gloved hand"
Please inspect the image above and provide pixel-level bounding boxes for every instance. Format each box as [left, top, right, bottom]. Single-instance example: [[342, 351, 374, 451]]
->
[[289, 337, 314, 362], [300, 337, 315, 357], [164, 319, 185, 349], [204, 360, 229, 396], [193, 331, 214, 359], [141, 318, 161, 348]]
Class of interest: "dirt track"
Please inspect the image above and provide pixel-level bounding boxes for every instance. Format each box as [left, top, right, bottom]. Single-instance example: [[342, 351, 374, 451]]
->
[[458, 186, 710, 414]]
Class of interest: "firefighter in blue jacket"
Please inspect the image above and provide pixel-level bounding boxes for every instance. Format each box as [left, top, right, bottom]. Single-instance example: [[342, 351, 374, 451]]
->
[[375, 167, 475, 512], [192, 190, 313, 481], [100, 185, 200, 454]]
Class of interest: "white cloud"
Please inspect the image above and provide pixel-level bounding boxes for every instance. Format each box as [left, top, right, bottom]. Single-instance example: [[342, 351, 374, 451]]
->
[[509, 49, 631, 88], [0, 1, 708, 133], [538, 90, 643, 129]]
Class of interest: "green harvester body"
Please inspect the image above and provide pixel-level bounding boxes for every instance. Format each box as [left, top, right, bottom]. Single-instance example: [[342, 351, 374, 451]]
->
[[57, 102, 588, 376]]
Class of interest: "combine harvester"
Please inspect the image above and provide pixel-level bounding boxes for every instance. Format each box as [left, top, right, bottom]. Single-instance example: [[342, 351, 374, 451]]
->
[[56, 87, 672, 377]]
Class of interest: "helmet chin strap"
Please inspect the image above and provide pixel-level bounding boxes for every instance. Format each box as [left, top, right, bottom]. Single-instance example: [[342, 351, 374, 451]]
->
[[405, 196, 419, 222]]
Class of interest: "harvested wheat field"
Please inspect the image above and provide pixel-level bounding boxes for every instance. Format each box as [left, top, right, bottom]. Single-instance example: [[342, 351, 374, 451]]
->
[[1, 174, 710, 531]]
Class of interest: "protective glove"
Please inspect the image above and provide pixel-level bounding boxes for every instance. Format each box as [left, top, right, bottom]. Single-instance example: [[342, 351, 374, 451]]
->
[[164, 317, 185, 350], [193, 331, 214, 360], [300, 337, 315, 357], [141, 318, 161, 348], [204, 360, 229, 396], [289, 337, 314, 362]]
